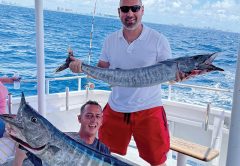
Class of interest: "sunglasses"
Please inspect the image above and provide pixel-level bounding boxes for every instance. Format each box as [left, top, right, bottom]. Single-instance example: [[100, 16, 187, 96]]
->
[[119, 5, 142, 13]]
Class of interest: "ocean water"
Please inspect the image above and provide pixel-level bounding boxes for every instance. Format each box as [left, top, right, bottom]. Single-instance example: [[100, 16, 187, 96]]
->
[[0, 4, 240, 111]]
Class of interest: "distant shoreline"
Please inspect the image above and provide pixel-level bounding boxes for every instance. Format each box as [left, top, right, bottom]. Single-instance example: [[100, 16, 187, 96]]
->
[[0, 3, 239, 34]]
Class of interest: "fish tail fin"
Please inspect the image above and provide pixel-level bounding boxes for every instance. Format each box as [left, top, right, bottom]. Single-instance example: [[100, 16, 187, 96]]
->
[[17, 92, 27, 113], [20, 92, 26, 106], [205, 52, 220, 64]]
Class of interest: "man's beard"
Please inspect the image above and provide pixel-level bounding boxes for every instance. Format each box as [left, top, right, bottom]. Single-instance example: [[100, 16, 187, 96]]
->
[[123, 16, 140, 30]]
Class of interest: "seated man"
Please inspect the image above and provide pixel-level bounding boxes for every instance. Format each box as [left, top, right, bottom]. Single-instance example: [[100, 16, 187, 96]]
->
[[13, 100, 110, 166]]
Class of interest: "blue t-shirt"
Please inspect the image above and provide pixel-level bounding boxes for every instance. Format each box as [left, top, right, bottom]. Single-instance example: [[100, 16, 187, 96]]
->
[[0, 119, 5, 138], [22, 132, 110, 166], [67, 132, 110, 155]]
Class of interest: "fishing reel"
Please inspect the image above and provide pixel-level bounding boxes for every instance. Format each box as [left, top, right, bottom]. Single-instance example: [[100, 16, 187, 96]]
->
[[85, 82, 95, 90]]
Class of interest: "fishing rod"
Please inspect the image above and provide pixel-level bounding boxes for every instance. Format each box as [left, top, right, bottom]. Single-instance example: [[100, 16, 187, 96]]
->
[[56, 0, 98, 92], [86, 0, 98, 92], [88, 0, 98, 65]]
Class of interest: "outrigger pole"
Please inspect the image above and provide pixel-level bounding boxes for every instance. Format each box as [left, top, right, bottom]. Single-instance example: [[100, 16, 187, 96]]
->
[[226, 45, 240, 165], [35, 0, 46, 117]]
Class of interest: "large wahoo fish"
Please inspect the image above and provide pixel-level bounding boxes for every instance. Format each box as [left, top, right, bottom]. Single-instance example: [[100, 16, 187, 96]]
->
[[56, 52, 223, 87], [0, 93, 134, 166]]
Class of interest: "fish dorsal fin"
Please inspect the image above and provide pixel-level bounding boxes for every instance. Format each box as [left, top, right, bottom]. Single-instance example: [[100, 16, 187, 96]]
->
[[20, 92, 27, 106], [17, 92, 27, 115]]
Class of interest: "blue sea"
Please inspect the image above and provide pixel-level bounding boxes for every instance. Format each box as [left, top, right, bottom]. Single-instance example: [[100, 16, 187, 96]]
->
[[0, 4, 239, 111]]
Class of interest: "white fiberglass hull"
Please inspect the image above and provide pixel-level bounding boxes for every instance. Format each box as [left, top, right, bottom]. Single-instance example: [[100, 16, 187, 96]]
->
[[6, 89, 230, 166]]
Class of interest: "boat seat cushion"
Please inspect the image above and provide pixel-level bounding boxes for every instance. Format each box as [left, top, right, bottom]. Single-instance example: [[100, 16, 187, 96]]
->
[[0, 137, 16, 164], [170, 136, 219, 161]]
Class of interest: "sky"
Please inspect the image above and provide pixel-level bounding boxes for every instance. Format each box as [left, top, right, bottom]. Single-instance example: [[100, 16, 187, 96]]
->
[[2, 0, 240, 33]]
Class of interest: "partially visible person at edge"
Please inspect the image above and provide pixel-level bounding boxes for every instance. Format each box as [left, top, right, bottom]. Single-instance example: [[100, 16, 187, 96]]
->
[[0, 76, 16, 137], [12, 100, 110, 166], [69, 0, 172, 165]]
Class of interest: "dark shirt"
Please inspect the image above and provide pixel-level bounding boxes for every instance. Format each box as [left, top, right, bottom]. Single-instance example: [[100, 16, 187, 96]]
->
[[20, 132, 110, 166], [67, 132, 110, 155], [0, 119, 5, 138]]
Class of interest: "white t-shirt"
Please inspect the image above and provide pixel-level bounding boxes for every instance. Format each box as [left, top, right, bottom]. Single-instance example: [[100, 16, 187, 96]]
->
[[99, 25, 172, 113]]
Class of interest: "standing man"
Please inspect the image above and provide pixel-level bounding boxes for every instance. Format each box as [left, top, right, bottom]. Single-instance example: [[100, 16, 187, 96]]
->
[[69, 0, 172, 165]]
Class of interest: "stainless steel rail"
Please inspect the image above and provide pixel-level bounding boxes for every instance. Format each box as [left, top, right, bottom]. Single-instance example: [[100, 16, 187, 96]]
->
[[20, 75, 233, 96]]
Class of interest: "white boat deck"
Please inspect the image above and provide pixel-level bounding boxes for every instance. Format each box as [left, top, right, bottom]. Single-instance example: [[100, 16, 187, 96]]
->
[[2, 84, 231, 166]]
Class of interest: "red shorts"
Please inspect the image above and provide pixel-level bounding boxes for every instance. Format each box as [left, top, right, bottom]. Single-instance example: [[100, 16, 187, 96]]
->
[[99, 104, 170, 165]]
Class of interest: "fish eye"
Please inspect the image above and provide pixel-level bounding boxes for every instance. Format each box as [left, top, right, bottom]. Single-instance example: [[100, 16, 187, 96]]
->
[[31, 117, 38, 123]]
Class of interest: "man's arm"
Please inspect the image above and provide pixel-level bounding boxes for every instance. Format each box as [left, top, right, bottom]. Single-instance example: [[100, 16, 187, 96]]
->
[[0, 77, 16, 84]]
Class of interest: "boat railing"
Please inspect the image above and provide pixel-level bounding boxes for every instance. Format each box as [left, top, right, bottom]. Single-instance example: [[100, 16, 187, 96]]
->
[[8, 75, 233, 115], [19, 75, 233, 96], [14, 75, 233, 118], [21, 75, 85, 94], [166, 83, 233, 100]]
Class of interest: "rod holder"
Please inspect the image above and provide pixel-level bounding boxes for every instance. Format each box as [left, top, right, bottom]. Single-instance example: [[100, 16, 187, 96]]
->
[[7, 93, 12, 114], [66, 87, 69, 111], [204, 103, 211, 131]]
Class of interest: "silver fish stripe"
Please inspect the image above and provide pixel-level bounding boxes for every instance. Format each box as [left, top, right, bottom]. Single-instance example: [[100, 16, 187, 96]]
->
[[0, 93, 135, 166], [81, 52, 223, 87]]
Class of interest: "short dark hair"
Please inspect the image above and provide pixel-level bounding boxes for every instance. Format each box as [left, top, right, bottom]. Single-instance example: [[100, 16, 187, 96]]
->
[[119, 0, 142, 6], [80, 100, 102, 114]]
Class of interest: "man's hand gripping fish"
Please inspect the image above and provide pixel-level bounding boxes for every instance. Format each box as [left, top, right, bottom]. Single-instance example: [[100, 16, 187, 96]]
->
[[0, 93, 134, 166], [56, 51, 223, 87]]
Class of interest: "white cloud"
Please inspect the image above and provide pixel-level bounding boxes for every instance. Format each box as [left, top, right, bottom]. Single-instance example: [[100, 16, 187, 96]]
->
[[141, 0, 240, 32], [3, 0, 240, 32]]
